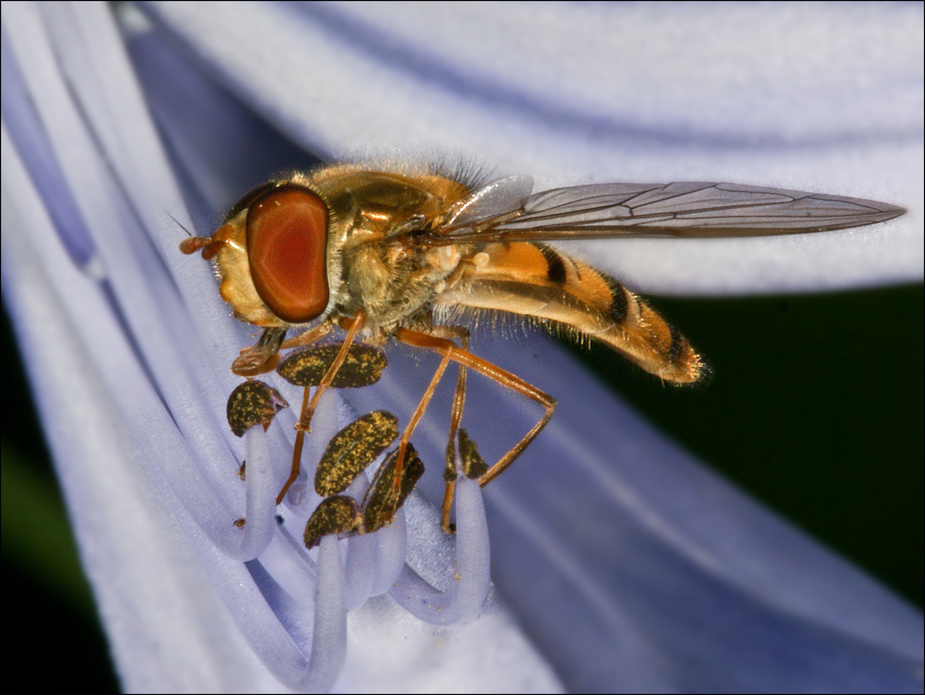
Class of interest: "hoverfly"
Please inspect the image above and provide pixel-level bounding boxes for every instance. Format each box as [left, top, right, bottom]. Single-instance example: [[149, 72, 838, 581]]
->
[[181, 163, 905, 535]]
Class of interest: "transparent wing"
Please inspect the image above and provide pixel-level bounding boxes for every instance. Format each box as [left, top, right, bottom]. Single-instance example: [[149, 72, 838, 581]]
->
[[429, 181, 905, 244]]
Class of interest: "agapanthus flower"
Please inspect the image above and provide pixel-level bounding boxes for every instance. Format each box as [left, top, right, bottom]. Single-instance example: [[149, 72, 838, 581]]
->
[[2, 2, 921, 692]]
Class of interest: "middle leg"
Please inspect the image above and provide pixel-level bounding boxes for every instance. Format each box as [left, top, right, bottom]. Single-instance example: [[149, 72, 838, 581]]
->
[[394, 327, 556, 532]]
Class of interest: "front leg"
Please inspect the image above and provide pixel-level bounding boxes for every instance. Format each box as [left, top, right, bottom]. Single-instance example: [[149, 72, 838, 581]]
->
[[277, 312, 367, 505], [231, 327, 288, 376], [230, 321, 335, 377]]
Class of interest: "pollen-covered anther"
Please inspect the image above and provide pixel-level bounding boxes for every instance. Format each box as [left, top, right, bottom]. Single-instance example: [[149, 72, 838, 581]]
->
[[226, 380, 289, 437], [456, 428, 488, 479], [362, 444, 425, 534], [314, 411, 398, 496], [277, 344, 388, 388], [304, 495, 362, 549]]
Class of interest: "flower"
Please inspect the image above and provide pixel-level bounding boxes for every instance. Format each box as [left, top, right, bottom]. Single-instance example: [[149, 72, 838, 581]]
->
[[2, 2, 921, 692]]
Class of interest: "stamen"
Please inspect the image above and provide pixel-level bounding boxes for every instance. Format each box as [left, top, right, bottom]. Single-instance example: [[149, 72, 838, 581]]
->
[[250, 532, 349, 691], [341, 459, 410, 608], [345, 532, 378, 611], [241, 393, 489, 688], [388, 476, 490, 625], [343, 505, 409, 608], [343, 471, 375, 610], [296, 535, 347, 692], [234, 424, 276, 560], [448, 476, 491, 623], [369, 508, 407, 596]]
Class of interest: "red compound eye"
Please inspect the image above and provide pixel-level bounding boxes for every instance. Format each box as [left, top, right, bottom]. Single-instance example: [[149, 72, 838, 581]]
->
[[246, 185, 329, 323]]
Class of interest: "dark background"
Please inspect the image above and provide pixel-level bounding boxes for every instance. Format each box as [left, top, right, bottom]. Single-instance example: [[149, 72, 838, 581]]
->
[[2, 282, 922, 693]]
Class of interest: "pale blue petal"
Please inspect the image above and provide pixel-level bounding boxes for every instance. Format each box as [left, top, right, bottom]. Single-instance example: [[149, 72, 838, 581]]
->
[[3, 2, 921, 694]]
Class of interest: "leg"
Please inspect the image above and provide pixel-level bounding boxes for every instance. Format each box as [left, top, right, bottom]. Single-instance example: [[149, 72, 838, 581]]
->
[[277, 312, 367, 505], [232, 322, 334, 377], [231, 327, 288, 376], [383, 348, 453, 515], [363, 328, 462, 528], [280, 321, 333, 350], [296, 312, 367, 432], [428, 326, 471, 533], [394, 327, 556, 529], [429, 326, 470, 459]]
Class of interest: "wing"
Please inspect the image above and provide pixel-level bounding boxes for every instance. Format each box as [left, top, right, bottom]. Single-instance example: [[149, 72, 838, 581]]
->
[[428, 180, 905, 245]]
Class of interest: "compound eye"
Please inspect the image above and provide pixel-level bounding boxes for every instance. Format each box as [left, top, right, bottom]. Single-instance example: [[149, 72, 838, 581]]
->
[[246, 186, 329, 324]]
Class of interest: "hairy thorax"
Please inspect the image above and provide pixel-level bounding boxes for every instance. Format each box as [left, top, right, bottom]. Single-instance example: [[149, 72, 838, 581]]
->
[[338, 232, 466, 338]]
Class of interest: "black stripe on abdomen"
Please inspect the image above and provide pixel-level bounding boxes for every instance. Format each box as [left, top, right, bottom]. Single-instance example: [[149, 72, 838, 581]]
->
[[606, 279, 629, 324], [536, 244, 567, 284]]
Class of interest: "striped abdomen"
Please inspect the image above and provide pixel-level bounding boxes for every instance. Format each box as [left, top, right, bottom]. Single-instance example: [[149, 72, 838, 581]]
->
[[435, 242, 704, 383]]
